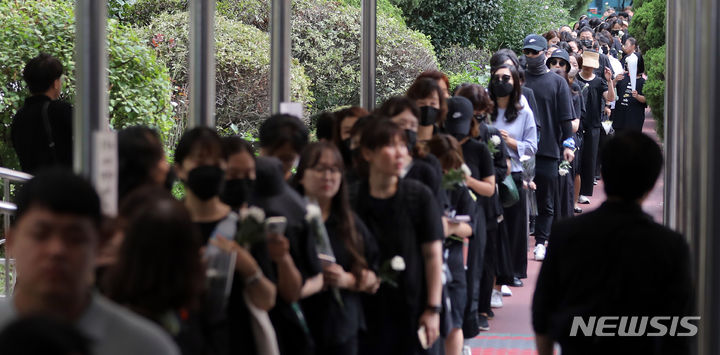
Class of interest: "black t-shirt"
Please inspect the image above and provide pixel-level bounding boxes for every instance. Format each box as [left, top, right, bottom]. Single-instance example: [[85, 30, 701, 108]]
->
[[406, 153, 448, 210], [445, 186, 477, 282], [611, 77, 647, 131], [11, 95, 73, 174], [522, 85, 540, 126], [576, 73, 608, 129], [301, 212, 377, 348], [571, 81, 585, 122], [461, 139, 494, 183], [352, 179, 443, 323], [524, 71, 574, 159]]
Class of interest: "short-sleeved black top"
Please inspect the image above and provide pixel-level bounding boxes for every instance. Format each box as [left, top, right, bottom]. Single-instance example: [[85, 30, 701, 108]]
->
[[301, 212, 378, 348], [576, 73, 608, 129], [352, 179, 443, 321], [611, 77, 647, 132]]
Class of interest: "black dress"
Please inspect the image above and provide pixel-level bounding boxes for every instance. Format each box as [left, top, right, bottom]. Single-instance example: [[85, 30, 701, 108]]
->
[[301, 212, 378, 355], [352, 179, 444, 355], [444, 185, 476, 329]]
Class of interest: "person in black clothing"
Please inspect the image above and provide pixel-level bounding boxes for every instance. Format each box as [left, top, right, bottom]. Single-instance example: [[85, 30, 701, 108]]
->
[[295, 142, 380, 355], [612, 52, 647, 133], [521, 34, 576, 261], [577, 27, 615, 77], [407, 78, 448, 141], [220, 136, 256, 210], [117, 126, 174, 203], [490, 49, 540, 124], [379, 96, 447, 210], [576, 50, 621, 203], [102, 187, 207, 355], [333, 106, 369, 169], [533, 131, 693, 355], [11, 53, 73, 173], [427, 134, 476, 353], [352, 118, 444, 355], [174, 127, 281, 355]]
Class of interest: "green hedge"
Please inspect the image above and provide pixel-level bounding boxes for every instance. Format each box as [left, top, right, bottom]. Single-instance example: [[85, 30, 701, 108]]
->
[[0, 0, 173, 170], [486, 0, 570, 53], [138, 11, 313, 140], [628, 0, 666, 138]]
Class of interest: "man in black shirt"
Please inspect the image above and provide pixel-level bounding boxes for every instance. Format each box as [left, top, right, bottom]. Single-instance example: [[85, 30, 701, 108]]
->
[[521, 34, 575, 261], [11, 54, 73, 174], [532, 131, 693, 355]]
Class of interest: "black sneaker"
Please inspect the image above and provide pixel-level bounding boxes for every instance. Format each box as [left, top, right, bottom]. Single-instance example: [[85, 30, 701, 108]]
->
[[486, 310, 495, 319], [478, 314, 490, 331]]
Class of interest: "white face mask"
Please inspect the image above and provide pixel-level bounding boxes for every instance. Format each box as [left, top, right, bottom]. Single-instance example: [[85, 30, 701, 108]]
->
[[569, 67, 580, 78]]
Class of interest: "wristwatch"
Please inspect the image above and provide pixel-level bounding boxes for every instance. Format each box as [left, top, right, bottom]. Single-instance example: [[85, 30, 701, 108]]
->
[[426, 304, 442, 314]]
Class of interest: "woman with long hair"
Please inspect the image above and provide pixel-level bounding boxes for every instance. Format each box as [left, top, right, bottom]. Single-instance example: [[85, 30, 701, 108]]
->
[[352, 118, 444, 354], [294, 142, 378, 355], [487, 64, 537, 286]]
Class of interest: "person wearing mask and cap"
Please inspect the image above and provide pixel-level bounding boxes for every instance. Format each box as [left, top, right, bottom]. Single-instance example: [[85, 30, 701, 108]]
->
[[577, 27, 615, 78], [575, 50, 622, 206], [520, 34, 575, 261]]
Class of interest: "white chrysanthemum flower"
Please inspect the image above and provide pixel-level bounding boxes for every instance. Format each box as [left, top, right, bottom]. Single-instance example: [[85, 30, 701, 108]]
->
[[460, 163, 472, 177], [246, 206, 265, 223], [490, 135, 501, 146], [305, 203, 322, 222], [559, 168, 569, 176], [391, 256, 406, 271], [519, 155, 532, 162]]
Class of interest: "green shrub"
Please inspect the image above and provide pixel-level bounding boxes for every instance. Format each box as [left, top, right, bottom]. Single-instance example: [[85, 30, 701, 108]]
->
[[292, 0, 437, 112], [447, 62, 491, 92], [115, 0, 187, 26], [628, 0, 666, 138], [486, 0, 570, 53], [643, 45, 665, 136], [390, 0, 502, 50], [0, 0, 173, 170], [138, 11, 313, 140], [438, 45, 492, 76]]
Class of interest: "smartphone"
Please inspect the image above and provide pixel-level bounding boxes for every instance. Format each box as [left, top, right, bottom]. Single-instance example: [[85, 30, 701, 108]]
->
[[449, 215, 471, 224], [265, 216, 287, 236], [418, 325, 429, 350]]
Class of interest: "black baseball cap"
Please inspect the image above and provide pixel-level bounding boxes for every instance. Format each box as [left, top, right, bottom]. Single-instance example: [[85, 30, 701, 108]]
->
[[444, 97, 474, 136], [523, 34, 547, 52]]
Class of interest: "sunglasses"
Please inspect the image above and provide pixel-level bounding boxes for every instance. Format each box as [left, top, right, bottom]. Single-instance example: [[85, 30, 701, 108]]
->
[[523, 48, 539, 56], [548, 59, 567, 67]]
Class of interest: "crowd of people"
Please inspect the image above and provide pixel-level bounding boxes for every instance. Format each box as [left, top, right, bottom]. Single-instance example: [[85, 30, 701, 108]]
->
[[1, 6, 688, 355]]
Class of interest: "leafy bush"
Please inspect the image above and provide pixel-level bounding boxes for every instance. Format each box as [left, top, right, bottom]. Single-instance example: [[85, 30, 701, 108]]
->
[[390, 0, 502, 50], [0, 0, 173, 170], [562, 0, 593, 19], [628, 0, 665, 137], [486, 0, 570, 53], [438, 45, 492, 75], [114, 0, 187, 26], [138, 11, 313, 140], [447, 62, 491, 93], [292, 0, 437, 112]]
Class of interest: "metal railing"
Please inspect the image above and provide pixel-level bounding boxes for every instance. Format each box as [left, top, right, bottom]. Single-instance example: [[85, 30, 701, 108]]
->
[[0, 168, 32, 297]]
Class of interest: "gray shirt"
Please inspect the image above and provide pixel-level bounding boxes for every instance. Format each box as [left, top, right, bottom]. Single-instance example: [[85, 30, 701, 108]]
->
[[491, 99, 538, 172], [0, 293, 180, 355]]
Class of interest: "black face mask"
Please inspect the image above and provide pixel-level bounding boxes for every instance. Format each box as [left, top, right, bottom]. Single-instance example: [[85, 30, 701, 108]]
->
[[164, 169, 177, 191], [186, 165, 224, 201], [419, 106, 439, 126], [221, 178, 254, 208], [580, 39, 594, 49], [490, 81, 514, 98], [405, 129, 417, 152], [474, 113, 488, 123], [601, 46, 610, 55], [525, 53, 548, 76], [339, 138, 353, 166]]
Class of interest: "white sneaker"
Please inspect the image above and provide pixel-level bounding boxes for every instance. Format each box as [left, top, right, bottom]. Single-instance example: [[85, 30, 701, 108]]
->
[[534, 244, 546, 261], [463, 345, 472, 355], [578, 195, 590, 204], [501, 285, 513, 297], [491, 289, 503, 308]]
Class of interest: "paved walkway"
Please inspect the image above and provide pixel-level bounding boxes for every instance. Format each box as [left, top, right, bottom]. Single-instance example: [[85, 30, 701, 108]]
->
[[466, 113, 662, 354]]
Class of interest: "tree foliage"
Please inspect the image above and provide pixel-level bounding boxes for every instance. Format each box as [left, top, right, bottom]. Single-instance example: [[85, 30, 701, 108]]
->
[[486, 0, 570, 53], [389, 0, 502, 50], [0, 0, 173, 170], [628, 0, 665, 137], [562, 0, 593, 19]]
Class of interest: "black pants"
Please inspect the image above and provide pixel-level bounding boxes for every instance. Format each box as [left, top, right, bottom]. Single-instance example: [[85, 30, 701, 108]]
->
[[504, 173, 528, 279], [580, 127, 600, 196], [462, 203, 486, 338], [534, 157, 559, 245]]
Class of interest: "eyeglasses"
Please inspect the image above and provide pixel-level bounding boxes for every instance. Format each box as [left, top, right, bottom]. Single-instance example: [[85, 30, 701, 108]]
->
[[493, 74, 512, 83], [310, 165, 341, 175], [548, 59, 567, 67], [523, 48, 539, 56]]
